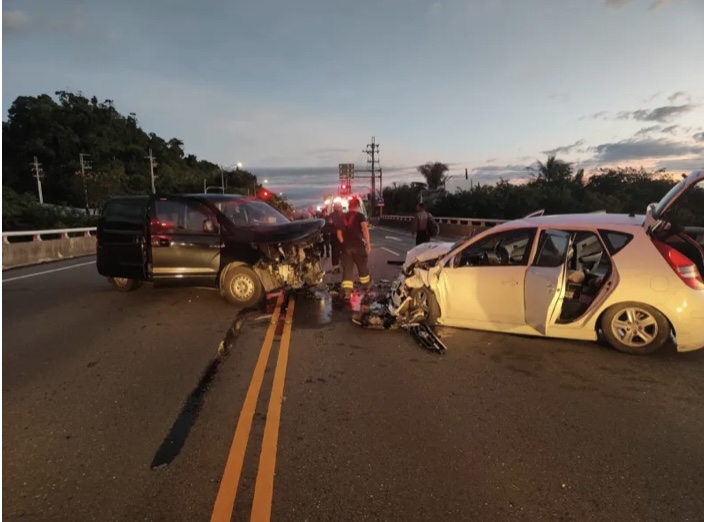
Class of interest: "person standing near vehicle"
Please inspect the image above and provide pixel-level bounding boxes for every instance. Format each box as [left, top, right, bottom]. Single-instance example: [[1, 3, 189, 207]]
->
[[411, 202, 437, 245], [329, 201, 344, 273], [337, 198, 372, 299], [320, 214, 334, 258]]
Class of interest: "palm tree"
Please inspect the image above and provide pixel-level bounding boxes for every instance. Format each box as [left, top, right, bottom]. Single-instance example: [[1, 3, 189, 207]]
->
[[527, 154, 574, 183], [417, 162, 450, 190]]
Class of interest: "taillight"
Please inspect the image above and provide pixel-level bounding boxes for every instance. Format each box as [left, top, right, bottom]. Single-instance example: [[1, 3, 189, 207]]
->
[[652, 240, 704, 290]]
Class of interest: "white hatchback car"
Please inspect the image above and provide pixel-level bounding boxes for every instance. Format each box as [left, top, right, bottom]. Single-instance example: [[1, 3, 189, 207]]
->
[[388, 170, 704, 354]]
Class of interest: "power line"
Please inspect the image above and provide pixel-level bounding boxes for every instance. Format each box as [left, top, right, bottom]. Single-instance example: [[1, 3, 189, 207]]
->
[[30, 156, 45, 205]]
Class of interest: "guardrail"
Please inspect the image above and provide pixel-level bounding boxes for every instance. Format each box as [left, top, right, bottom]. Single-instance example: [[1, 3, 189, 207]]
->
[[3, 227, 97, 244], [381, 215, 507, 226], [3, 227, 98, 269], [378, 215, 507, 238]]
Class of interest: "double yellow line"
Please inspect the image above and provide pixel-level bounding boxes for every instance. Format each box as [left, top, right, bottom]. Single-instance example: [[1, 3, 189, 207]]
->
[[210, 292, 296, 522]]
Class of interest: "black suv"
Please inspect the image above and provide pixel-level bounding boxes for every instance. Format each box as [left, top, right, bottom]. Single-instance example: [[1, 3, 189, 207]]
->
[[96, 193, 325, 307]]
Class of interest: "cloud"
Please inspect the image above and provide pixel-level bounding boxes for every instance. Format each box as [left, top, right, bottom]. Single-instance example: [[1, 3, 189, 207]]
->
[[661, 124, 679, 135], [650, 0, 678, 9], [542, 139, 585, 156], [617, 104, 696, 123], [655, 157, 704, 172], [693, 131, 704, 142], [548, 93, 569, 103], [3, 10, 29, 33], [635, 125, 663, 136], [591, 137, 704, 163], [668, 91, 687, 103], [467, 164, 532, 184]]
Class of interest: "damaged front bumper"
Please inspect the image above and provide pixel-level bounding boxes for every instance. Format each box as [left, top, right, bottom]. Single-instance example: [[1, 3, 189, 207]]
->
[[352, 276, 447, 353], [252, 234, 326, 293]]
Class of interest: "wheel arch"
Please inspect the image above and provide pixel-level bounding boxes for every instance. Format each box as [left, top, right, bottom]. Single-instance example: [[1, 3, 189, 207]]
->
[[595, 300, 676, 339]]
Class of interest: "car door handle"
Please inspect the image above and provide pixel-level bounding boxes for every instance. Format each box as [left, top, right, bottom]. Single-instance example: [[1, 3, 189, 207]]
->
[[501, 279, 519, 286]]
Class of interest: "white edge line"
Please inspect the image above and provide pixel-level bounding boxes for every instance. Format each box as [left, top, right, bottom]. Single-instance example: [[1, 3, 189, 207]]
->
[[385, 235, 403, 242], [381, 247, 401, 256], [3, 261, 96, 283]]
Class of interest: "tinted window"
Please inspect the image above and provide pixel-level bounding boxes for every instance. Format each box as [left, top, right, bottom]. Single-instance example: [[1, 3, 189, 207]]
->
[[533, 230, 570, 268], [102, 198, 147, 225], [598, 230, 633, 255], [153, 199, 217, 234], [453, 228, 536, 267]]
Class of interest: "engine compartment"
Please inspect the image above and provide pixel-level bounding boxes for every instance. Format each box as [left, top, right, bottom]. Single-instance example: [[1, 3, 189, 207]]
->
[[253, 235, 325, 291]]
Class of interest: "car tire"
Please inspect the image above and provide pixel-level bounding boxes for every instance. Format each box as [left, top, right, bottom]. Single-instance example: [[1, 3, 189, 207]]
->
[[222, 265, 264, 308], [108, 277, 142, 292], [600, 302, 670, 355], [411, 287, 441, 325]]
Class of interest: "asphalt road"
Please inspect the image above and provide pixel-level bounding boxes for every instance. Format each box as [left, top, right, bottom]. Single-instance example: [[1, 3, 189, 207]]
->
[[3, 227, 704, 522]]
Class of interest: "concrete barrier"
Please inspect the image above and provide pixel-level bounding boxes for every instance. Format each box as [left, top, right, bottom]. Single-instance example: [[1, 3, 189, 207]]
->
[[2, 228, 97, 269], [2, 236, 97, 269]]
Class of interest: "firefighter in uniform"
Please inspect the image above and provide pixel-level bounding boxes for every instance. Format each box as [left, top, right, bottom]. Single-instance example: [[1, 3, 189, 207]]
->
[[337, 198, 372, 299], [329, 201, 344, 273]]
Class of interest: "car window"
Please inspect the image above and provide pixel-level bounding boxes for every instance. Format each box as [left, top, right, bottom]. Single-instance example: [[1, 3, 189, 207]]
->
[[598, 230, 633, 255], [102, 198, 147, 225], [452, 228, 536, 267], [216, 198, 290, 226], [152, 199, 218, 234], [533, 230, 571, 268]]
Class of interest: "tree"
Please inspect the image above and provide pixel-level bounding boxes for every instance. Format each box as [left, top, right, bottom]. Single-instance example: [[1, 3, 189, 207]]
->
[[2, 90, 268, 228], [417, 162, 449, 190]]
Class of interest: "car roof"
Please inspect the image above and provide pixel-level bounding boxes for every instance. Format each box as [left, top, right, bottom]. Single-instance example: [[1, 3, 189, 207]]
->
[[494, 212, 646, 231], [181, 193, 246, 202]]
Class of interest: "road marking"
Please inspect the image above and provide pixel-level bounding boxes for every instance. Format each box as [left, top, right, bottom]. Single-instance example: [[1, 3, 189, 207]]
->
[[2, 261, 96, 283], [250, 295, 296, 522], [381, 247, 400, 256], [385, 235, 403, 242], [209, 293, 285, 522]]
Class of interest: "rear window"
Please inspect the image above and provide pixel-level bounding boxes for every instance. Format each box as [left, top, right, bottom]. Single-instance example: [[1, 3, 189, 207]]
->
[[598, 230, 633, 255], [102, 198, 147, 225]]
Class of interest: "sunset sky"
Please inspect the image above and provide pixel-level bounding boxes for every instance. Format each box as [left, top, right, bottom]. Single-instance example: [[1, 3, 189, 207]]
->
[[3, 0, 703, 206]]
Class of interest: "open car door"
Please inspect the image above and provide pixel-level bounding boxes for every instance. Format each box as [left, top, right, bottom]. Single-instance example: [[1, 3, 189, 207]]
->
[[644, 169, 704, 234], [524, 229, 573, 335]]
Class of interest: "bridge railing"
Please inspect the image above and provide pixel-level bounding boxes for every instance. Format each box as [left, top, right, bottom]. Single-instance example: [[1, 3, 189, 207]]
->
[[376, 215, 507, 238], [3, 227, 97, 244]]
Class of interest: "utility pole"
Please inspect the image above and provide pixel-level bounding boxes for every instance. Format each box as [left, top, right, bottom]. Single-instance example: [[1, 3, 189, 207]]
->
[[31, 156, 45, 204], [79, 153, 91, 213], [363, 137, 380, 214], [146, 148, 158, 194]]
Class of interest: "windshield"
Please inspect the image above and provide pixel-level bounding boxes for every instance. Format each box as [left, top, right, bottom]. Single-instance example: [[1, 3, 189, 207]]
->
[[212, 198, 290, 226]]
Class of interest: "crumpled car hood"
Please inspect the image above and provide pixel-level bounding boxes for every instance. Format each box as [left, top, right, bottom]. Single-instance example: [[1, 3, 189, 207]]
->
[[225, 218, 324, 244], [403, 241, 454, 269]]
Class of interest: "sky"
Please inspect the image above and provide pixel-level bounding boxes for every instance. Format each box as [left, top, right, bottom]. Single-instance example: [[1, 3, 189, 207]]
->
[[3, 0, 704, 207]]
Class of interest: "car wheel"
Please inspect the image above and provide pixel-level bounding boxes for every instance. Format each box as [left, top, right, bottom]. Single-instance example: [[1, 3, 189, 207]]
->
[[108, 276, 142, 292], [600, 302, 670, 355], [411, 287, 441, 325], [222, 265, 264, 308]]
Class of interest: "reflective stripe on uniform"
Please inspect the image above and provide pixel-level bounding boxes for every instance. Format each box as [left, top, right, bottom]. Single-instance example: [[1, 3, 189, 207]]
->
[[359, 275, 371, 284], [341, 280, 354, 289]]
